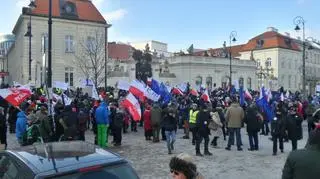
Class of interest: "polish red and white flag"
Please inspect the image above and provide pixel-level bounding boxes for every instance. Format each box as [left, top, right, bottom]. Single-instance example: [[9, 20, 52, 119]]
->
[[0, 88, 32, 107], [121, 93, 141, 121], [172, 87, 184, 95], [201, 89, 210, 102], [129, 80, 146, 101]]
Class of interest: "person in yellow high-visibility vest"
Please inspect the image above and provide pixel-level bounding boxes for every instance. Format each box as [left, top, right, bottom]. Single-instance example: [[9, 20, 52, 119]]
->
[[189, 103, 199, 145]]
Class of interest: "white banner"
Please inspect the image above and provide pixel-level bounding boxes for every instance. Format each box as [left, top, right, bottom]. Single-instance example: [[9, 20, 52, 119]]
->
[[62, 93, 72, 105], [92, 84, 99, 100], [53, 81, 69, 90]]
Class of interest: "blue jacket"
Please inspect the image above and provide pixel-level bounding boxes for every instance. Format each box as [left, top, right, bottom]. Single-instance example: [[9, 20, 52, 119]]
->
[[95, 102, 109, 125], [16, 111, 27, 139]]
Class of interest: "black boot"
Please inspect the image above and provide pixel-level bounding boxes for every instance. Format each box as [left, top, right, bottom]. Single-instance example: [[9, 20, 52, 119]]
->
[[196, 152, 203, 157], [204, 150, 212, 156]]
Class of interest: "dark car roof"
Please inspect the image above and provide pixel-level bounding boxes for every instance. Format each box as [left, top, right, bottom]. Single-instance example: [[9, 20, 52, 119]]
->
[[7, 141, 126, 174]]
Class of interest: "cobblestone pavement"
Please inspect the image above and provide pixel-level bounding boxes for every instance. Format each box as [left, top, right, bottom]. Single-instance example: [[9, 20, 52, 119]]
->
[[7, 123, 309, 179]]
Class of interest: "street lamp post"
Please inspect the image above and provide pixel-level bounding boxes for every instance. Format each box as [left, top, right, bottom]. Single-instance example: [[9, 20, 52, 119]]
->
[[25, 0, 36, 82], [294, 16, 306, 98], [48, 0, 52, 89], [229, 31, 237, 89]]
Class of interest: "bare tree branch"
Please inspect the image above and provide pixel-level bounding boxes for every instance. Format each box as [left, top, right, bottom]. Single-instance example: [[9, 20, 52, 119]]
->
[[74, 30, 106, 87]]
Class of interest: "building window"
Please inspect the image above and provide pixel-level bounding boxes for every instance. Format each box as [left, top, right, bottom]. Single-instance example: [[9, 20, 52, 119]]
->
[[65, 67, 74, 86], [239, 77, 244, 88], [195, 76, 202, 86], [266, 58, 272, 67], [281, 75, 285, 87], [206, 76, 212, 89], [256, 59, 261, 67], [65, 35, 74, 53], [86, 36, 96, 52], [294, 76, 297, 88], [288, 62, 291, 69], [281, 61, 285, 68], [247, 77, 252, 89], [288, 75, 291, 88], [256, 39, 264, 48], [41, 33, 48, 53]]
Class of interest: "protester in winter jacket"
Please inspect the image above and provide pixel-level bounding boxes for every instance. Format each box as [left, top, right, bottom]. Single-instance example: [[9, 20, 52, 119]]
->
[[61, 105, 79, 140], [195, 103, 212, 156], [163, 111, 177, 154], [244, 103, 261, 151], [179, 100, 190, 139], [15, 111, 28, 145], [189, 103, 199, 145], [36, 105, 52, 142], [216, 106, 227, 140], [225, 99, 245, 151], [271, 103, 286, 155], [209, 108, 223, 148], [143, 105, 152, 140], [151, 103, 162, 142], [95, 102, 109, 147], [113, 107, 124, 146], [9, 106, 19, 133], [78, 109, 88, 141], [282, 126, 320, 179], [286, 103, 303, 151]]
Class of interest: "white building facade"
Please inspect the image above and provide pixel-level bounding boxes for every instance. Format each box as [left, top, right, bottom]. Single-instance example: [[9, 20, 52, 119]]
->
[[239, 27, 302, 92], [7, 0, 110, 87]]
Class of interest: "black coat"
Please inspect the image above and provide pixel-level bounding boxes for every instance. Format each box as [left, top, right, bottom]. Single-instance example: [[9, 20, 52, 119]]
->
[[0, 113, 6, 144], [162, 114, 177, 131], [113, 111, 124, 128], [286, 114, 303, 141], [196, 109, 210, 136], [244, 106, 261, 133], [62, 106, 79, 138], [271, 108, 286, 137]]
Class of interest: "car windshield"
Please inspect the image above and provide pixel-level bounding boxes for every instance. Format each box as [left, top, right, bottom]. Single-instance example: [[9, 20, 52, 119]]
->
[[50, 164, 139, 179]]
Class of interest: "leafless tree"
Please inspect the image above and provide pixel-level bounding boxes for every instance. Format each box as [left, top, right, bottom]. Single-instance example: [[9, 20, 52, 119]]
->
[[75, 30, 105, 87]]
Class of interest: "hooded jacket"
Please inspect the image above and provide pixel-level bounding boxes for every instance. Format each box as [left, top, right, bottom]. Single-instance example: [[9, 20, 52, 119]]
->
[[151, 105, 162, 126], [225, 103, 245, 128], [15, 111, 27, 139], [95, 102, 109, 125]]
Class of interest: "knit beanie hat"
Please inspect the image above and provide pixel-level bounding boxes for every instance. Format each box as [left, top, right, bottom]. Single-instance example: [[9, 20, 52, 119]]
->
[[169, 153, 197, 179]]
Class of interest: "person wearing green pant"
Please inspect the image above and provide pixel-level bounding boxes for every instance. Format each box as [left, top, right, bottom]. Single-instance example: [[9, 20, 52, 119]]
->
[[95, 101, 109, 148]]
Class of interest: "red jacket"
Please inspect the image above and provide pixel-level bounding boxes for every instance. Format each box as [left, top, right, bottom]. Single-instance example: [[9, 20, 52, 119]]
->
[[143, 109, 152, 130]]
